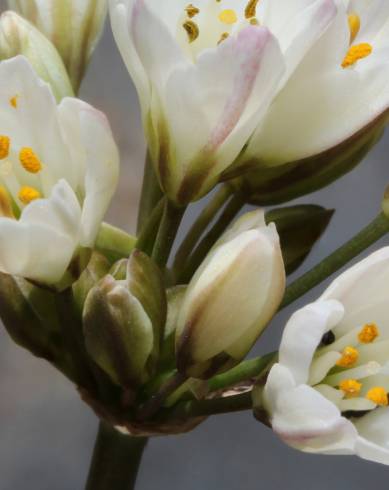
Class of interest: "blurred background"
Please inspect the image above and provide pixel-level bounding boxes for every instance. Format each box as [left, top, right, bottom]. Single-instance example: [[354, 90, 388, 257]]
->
[[1, 5, 389, 490]]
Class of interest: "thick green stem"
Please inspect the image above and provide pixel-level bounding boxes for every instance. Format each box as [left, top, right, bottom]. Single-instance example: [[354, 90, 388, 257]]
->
[[173, 185, 233, 272], [136, 153, 163, 234], [152, 199, 186, 268], [178, 193, 245, 283], [281, 211, 389, 308], [85, 422, 147, 490], [95, 223, 136, 263]]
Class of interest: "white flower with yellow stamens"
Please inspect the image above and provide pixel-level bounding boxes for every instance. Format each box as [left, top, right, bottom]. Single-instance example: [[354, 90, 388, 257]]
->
[[239, 0, 389, 170], [0, 55, 119, 285], [109, 0, 337, 204], [8, 0, 107, 90], [258, 248, 389, 465]]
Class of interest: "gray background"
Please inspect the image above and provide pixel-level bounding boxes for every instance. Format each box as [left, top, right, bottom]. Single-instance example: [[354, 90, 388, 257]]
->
[[1, 7, 389, 490]]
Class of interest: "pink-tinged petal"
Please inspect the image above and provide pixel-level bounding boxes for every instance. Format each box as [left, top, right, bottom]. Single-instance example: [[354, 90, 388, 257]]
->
[[163, 26, 284, 200]]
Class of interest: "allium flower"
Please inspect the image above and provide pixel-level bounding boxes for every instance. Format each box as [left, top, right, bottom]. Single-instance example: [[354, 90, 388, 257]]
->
[[8, 0, 107, 90], [0, 56, 119, 285], [240, 0, 389, 170], [260, 248, 389, 465], [109, 0, 336, 204]]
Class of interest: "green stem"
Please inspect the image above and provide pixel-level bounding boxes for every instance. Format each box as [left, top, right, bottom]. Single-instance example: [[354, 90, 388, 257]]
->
[[281, 211, 389, 308], [85, 422, 147, 490], [162, 391, 253, 419], [95, 223, 136, 263], [152, 199, 186, 268], [173, 185, 233, 272], [136, 153, 163, 234], [136, 197, 165, 256], [178, 192, 245, 283], [207, 353, 275, 392]]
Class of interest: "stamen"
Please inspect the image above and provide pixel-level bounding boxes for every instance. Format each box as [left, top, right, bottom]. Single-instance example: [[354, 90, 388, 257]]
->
[[218, 9, 238, 25], [245, 0, 260, 19], [336, 346, 359, 368], [348, 13, 361, 44], [358, 323, 379, 344], [18, 186, 41, 205], [10, 95, 19, 109], [19, 147, 42, 174], [339, 379, 362, 398], [0, 135, 10, 159], [183, 20, 199, 43], [366, 387, 388, 406], [185, 4, 200, 18], [218, 32, 230, 45], [250, 18, 259, 25], [0, 186, 14, 218], [342, 43, 373, 68]]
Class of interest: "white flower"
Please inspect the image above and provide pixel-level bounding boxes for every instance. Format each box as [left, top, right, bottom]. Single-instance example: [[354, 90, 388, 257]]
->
[[261, 248, 389, 465], [8, 0, 107, 90], [109, 0, 336, 204], [241, 0, 389, 168], [0, 56, 119, 285], [176, 209, 285, 378]]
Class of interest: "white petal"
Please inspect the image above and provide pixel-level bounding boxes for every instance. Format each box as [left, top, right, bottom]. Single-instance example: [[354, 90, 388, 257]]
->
[[279, 300, 344, 384], [0, 180, 80, 282], [58, 98, 120, 247], [354, 408, 389, 465], [265, 364, 357, 454], [309, 351, 341, 385]]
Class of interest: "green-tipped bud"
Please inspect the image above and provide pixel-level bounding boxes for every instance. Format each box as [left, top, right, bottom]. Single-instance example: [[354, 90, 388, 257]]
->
[[0, 11, 73, 100], [8, 0, 107, 91], [175, 210, 285, 379], [266, 205, 334, 275], [83, 250, 167, 387], [0, 272, 66, 368], [72, 251, 111, 315]]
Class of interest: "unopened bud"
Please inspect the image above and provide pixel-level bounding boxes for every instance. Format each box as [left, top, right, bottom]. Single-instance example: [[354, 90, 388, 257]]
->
[[83, 250, 167, 387], [266, 205, 334, 275], [0, 11, 73, 100], [8, 0, 107, 91], [176, 210, 285, 379]]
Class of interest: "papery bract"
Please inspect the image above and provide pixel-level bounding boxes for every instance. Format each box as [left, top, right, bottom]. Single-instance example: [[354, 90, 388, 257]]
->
[[260, 248, 389, 465], [0, 56, 119, 286]]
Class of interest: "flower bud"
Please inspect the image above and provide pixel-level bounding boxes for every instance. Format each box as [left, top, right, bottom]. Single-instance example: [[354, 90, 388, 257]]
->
[[0, 11, 73, 100], [83, 250, 167, 387], [266, 205, 334, 275], [176, 210, 285, 379], [8, 0, 107, 90]]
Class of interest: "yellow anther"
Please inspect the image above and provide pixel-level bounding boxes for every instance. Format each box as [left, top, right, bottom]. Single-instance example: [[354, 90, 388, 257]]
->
[[185, 4, 199, 18], [218, 9, 238, 25], [183, 20, 199, 43], [10, 95, 19, 108], [358, 323, 379, 344], [245, 0, 260, 19], [336, 346, 359, 368], [339, 379, 362, 398], [0, 186, 14, 218], [348, 13, 361, 44], [218, 32, 230, 45], [0, 135, 10, 159], [19, 147, 42, 174], [18, 186, 41, 205], [366, 387, 388, 406], [342, 43, 373, 68]]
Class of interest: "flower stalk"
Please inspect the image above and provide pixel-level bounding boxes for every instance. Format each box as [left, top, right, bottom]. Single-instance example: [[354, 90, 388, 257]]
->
[[85, 422, 147, 490]]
